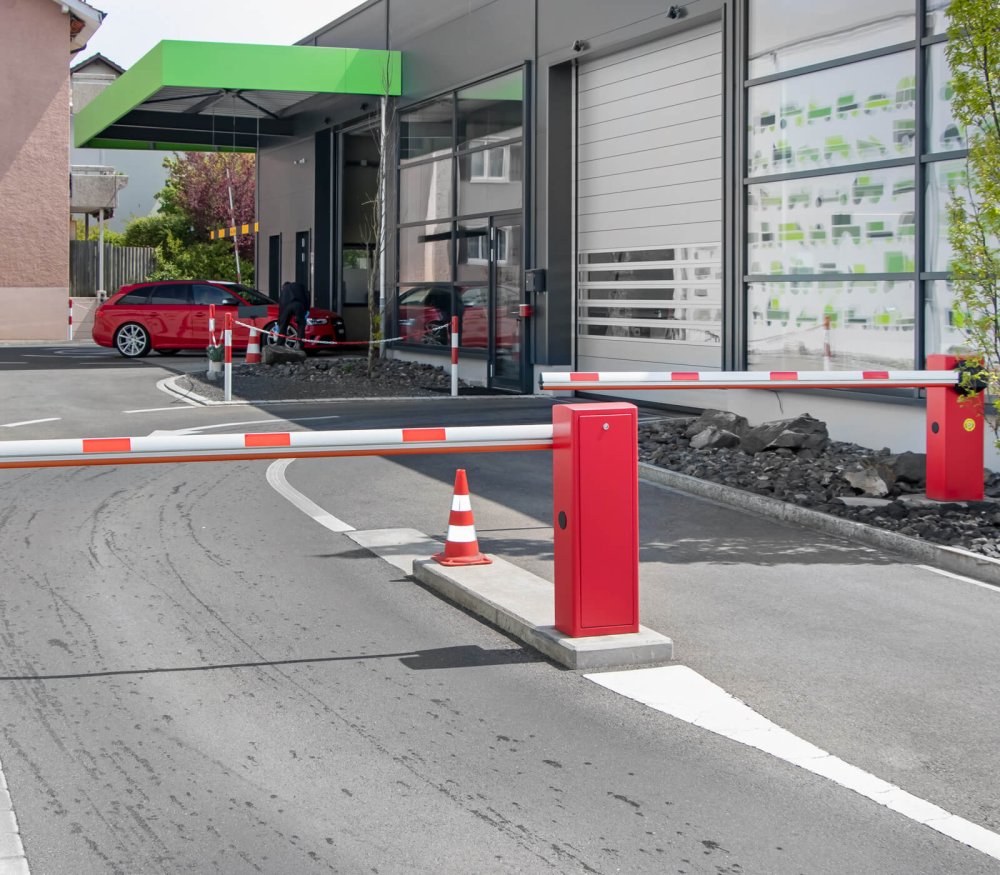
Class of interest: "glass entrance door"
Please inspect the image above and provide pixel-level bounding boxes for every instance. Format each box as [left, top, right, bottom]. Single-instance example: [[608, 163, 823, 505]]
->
[[457, 214, 524, 392], [490, 217, 523, 391]]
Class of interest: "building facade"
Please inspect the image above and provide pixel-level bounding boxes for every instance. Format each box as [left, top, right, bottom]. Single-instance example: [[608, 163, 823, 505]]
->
[[79, 0, 993, 462], [0, 0, 102, 340]]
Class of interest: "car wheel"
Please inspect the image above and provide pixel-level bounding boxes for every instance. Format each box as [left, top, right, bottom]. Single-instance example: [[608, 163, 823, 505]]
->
[[114, 323, 151, 358], [262, 322, 279, 346], [156, 349, 180, 356]]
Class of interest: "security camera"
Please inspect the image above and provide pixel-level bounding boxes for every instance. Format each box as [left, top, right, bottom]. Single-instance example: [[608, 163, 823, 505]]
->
[[667, 5, 686, 19], [572, 40, 588, 52]]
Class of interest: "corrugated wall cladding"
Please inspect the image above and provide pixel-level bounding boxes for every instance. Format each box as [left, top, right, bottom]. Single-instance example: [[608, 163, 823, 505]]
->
[[577, 24, 722, 252], [576, 21, 723, 374]]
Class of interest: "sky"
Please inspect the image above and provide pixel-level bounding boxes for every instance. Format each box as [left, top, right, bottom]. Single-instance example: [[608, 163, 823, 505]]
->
[[82, 0, 367, 68]]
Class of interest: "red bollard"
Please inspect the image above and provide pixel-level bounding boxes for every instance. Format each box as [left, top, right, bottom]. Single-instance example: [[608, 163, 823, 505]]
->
[[553, 403, 639, 637], [926, 354, 984, 501]]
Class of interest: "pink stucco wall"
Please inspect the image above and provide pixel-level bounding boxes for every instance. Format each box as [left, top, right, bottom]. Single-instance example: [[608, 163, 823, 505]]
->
[[0, 0, 70, 340]]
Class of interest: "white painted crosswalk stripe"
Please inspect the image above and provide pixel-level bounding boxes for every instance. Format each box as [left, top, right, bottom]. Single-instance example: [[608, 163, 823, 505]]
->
[[587, 665, 1000, 862]]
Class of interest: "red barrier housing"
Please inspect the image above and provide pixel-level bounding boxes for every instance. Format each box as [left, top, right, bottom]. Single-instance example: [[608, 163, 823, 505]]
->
[[553, 403, 639, 637], [926, 354, 984, 501]]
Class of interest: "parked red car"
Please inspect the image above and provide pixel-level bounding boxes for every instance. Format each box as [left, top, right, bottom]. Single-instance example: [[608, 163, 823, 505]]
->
[[93, 280, 346, 358]]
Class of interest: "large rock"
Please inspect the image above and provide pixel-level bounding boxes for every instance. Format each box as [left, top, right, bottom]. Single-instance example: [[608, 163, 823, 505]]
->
[[685, 409, 749, 439], [884, 451, 926, 485], [740, 414, 829, 455], [843, 460, 896, 497], [262, 344, 307, 366], [689, 426, 742, 450]]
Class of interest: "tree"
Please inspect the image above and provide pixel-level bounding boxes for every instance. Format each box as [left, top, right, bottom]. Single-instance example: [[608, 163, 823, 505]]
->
[[361, 61, 397, 378], [945, 0, 1000, 446], [157, 152, 256, 283]]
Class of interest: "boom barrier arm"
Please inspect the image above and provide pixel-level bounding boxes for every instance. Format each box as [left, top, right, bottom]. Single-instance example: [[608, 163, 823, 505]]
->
[[540, 369, 961, 392], [0, 425, 554, 470]]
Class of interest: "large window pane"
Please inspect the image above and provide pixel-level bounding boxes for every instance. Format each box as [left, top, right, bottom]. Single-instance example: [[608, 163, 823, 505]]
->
[[398, 224, 452, 283], [748, 167, 916, 275], [925, 0, 949, 36], [926, 42, 966, 153], [456, 219, 490, 284], [748, 280, 915, 370], [924, 279, 974, 357], [748, 51, 916, 177], [399, 158, 453, 224], [925, 158, 968, 272], [457, 143, 523, 215], [457, 70, 523, 150], [396, 284, 454, 346], [400, 97, 453, 164], [749, 0, 915, 78]]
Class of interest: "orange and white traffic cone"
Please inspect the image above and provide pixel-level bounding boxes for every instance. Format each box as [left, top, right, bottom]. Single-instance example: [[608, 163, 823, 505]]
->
[[432, 469, 492, 566], [245, 327, 261, 364]]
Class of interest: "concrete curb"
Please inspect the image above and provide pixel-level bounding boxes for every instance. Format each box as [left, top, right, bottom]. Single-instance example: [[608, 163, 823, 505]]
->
[[412, 557, 673, 670], [638, 463, 1000, 588], [157, 374, 547, 408]]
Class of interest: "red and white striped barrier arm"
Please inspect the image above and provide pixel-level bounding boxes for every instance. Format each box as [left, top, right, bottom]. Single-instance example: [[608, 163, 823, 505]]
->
[[0, 424, 555, 470], [539, 369, 963, 391], [233, 319, 404, 348], [208, 304, 216, 346]]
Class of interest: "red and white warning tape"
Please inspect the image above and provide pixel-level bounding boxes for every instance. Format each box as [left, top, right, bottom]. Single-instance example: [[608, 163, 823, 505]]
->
[[233, 319, 405, 348], [539, 369, 962, 391], [0, 424, 554, 470]]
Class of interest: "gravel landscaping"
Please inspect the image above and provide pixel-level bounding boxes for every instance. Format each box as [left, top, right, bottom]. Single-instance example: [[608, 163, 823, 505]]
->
[[175, 355, 1000, 558]]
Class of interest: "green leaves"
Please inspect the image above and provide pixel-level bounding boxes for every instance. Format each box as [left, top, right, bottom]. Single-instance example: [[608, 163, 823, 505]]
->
[[946, 0, 1000, 445]]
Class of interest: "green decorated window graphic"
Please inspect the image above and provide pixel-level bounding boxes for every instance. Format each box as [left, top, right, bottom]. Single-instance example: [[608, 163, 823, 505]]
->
[[748, 51, 916, 177], [748, 167, 916, 275], [748, 280, 915, 372]]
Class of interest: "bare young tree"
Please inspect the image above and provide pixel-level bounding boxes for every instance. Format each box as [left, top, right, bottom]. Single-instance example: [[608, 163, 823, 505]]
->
[[361, 59, 397, 379]]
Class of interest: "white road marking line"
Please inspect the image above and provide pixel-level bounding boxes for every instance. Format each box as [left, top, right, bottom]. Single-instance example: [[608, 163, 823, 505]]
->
[[265, 459, 355, 533], [0, 750, 29, 874], [150, 414, 341, 437], [124, 407, 195, 414], [915, 564, 999, 592], [0, 418, 60, 429], [587, 665, 1000, 862]]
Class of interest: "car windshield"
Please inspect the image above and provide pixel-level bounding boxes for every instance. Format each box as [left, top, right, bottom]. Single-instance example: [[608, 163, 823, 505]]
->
[[217, 283, 275, 306]]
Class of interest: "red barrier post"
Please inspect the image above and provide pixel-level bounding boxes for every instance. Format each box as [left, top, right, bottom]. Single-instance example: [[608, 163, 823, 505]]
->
[[926, 355, 984, 501], [553, 403, 639, 637], [67, 298, 73, 341], [450, 316, 459, 397], [223, 313, 233, 403]]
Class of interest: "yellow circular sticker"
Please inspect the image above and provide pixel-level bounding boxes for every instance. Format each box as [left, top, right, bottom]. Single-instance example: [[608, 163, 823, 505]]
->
[[963, 418, 977, 432]]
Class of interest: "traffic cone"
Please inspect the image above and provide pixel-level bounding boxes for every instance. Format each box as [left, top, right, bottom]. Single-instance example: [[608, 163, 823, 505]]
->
[[245, 327, 261, 364], [432, 469, 492, 566]]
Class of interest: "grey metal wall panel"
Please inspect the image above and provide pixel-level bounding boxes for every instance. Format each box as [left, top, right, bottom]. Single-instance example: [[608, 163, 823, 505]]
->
[[389, 0, 497, 47], [576, 21, 723, 371], [396, 0, 533, 103], [312, 2, 387, 49]]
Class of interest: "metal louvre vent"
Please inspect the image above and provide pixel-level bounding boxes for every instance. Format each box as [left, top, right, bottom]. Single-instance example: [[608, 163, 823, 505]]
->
[[577, 245, 722, 345]]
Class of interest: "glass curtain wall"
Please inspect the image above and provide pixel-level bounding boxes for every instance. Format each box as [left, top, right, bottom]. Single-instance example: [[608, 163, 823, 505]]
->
[[394, 70, 524, 349], [744, 0, 968, 372]]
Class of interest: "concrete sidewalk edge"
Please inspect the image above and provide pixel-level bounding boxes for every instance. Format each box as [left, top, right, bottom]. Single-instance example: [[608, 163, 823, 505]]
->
[[412, 557, 673, 670], [639, 463, 1000, 588]]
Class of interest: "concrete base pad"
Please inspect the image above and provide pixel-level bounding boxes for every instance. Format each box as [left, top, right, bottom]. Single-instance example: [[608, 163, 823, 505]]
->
[[412, 556, 673, 670]]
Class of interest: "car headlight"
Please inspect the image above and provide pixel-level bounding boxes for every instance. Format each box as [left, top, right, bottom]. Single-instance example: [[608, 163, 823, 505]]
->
[[306, 317, 329, 326]]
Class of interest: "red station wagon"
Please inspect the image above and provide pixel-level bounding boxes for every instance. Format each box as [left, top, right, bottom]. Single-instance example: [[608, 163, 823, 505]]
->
[[93, 280, 346, 358]]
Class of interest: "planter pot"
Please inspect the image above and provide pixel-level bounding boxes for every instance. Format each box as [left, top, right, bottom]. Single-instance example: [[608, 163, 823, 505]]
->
[[206, 358, 223, 380]]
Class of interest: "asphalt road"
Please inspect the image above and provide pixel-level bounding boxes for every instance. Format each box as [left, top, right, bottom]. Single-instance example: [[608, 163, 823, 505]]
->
[[0, 344, 998, 873]]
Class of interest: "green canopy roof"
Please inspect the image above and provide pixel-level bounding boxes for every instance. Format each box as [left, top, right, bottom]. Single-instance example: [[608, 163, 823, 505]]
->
[[75, 40, 401, 151]]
